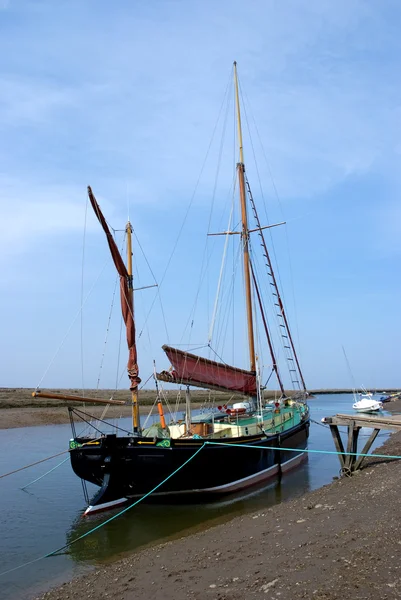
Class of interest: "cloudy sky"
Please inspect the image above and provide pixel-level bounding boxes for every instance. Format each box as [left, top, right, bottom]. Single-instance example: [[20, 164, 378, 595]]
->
[[1, 0, 400, 391]]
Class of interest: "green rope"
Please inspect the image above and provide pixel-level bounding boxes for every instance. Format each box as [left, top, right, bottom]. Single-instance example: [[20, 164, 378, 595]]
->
[[21, 458, 70, 490], [0, 450, 70, 480], [0, 443, 205, 578], [204, 440, 401, 460]]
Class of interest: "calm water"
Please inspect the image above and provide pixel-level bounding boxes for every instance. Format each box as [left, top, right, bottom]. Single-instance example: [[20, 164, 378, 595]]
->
[[0, 394, 390, 600]]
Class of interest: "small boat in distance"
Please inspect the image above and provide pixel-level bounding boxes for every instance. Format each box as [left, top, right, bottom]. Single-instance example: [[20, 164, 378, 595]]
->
[[341, 348, 382, 414], [33, 62, 310, 515], [353, 392, 383, 413]]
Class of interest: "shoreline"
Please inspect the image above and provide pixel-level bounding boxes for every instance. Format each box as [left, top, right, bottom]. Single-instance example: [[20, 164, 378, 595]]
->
[[1, 387, 399, 430], [35, 405, 401, 600], [0, 404, 204, 430]]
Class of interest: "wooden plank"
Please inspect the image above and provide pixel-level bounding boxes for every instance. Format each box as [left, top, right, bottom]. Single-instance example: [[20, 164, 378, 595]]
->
[[343, 423, 355, 472], [353, 428, 380, 472], [323, 413, 401, 431], [336, 413, 401, 424], [329, 425, 345, 470]]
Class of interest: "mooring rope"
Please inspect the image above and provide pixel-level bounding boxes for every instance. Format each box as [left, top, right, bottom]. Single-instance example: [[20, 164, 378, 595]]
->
[[0, 450, 70, 480], [0, 438, 104, 481], [21, 458, 70, 490], [0, 443, 206, 578], [204, 440, 401, 460]]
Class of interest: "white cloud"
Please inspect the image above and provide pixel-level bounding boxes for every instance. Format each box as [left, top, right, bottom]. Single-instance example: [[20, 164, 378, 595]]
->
[[1, 0, 399, 204], [0, 179, 104, 257], [0, 78, 79, 124]]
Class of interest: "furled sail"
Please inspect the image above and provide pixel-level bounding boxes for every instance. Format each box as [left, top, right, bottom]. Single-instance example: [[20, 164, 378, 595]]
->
[[87, 186, 140, 390], [156, 345, 257, 396]]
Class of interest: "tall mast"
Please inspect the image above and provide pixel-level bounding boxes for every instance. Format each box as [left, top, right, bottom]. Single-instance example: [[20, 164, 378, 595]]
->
[[234, 61, 256, 372], [126, 222, 140, 432]]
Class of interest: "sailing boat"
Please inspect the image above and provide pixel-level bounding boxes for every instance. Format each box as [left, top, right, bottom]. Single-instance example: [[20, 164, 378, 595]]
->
[[33, 63, 310, 515]]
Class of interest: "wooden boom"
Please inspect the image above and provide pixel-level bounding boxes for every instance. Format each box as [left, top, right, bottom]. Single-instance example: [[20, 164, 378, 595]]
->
[[32, 391, 126, 406]]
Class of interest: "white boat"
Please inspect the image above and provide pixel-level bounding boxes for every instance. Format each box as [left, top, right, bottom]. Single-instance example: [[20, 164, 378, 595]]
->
[[352, 394, 383, 413]]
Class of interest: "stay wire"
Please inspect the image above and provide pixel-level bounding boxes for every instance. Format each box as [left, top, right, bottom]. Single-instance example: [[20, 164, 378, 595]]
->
[[138, 67, 234, 341], [240, 84, 303, 368], [35, 260, 110, 391], [80, 195, 89, 396], [180, 71, 233, 346], [131, 226, 169, 344]]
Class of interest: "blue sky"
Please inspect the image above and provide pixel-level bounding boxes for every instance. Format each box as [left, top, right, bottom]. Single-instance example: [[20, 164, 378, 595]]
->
[[1, 0, 400, 391]]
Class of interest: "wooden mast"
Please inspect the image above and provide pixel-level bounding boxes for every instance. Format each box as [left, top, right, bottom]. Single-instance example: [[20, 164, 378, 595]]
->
[[234, 61, 256, 373], [126, 222, 140, 433]]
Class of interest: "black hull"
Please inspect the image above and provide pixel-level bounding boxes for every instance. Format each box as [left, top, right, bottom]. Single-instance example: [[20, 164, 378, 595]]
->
[[70, 419, 309, 510]]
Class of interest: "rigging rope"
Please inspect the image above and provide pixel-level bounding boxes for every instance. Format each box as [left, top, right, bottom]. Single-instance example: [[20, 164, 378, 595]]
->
[[240, 83, 303, 370], [96, 272, 119, 393], [80, 195, 89, 396], [208, 198, 235, 343], [138, 69, 234, 342], [0, 450, 70, 480], [21, 458, 70, 490], [35, 260, 110, 391]]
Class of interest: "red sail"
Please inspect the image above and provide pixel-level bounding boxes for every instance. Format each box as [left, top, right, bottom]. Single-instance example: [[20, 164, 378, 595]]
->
[[87, 186, 140, 390], [157, 345, 257, 396]]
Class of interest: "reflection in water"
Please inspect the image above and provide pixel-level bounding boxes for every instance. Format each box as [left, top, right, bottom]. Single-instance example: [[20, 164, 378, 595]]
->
[[66, 460, 311, 565]]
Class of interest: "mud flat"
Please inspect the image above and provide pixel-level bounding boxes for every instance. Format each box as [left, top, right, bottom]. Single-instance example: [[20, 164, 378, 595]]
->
[[0, 388, 223, 429], [0, 388, 288, 429], [35, 402, 401, 600]]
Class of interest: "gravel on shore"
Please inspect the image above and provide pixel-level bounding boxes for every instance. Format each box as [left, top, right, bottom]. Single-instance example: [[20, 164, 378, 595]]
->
[[34, 401, 401, 600]]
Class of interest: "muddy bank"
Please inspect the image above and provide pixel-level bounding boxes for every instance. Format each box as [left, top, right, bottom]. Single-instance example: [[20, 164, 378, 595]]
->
[[0, 404, 204, 430], [0, 388, 226, 429], [36, 423, 401, 599], [0, 387, 297, 429], [1, 388, 399, 430]]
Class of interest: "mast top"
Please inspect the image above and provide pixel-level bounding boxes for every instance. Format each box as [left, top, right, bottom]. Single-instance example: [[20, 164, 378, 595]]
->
[[233, 61, 244, 165]]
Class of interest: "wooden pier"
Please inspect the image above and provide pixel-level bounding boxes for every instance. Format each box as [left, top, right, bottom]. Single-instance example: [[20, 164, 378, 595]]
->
[[322, 413, 401, 476]]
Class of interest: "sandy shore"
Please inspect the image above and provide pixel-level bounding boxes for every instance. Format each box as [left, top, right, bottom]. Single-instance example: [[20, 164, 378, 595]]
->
[[33, 401, 401, 600]]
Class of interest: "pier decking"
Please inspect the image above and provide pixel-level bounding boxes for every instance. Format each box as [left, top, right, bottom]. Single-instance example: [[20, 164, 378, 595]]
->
[[322, 413, 401, 475]]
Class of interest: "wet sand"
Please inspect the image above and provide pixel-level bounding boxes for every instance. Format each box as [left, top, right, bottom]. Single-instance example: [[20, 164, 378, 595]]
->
[[34, 401, 401, 600]]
